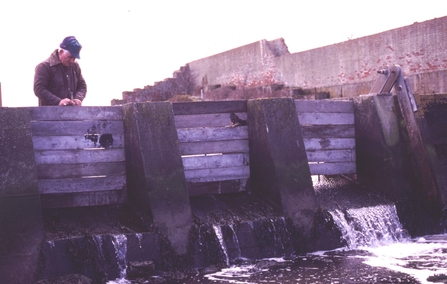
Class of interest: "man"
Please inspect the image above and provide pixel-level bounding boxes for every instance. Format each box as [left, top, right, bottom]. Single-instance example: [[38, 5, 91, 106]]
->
[[34, 36, 87, 106]]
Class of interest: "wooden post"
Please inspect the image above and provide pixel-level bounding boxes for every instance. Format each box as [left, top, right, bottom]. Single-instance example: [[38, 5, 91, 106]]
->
[[395, 73, 440, 202]]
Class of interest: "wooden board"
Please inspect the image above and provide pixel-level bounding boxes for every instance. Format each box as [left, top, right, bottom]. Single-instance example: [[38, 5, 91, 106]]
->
[[309, 162, 356, 175], [187, 179, 248, 196], [298, 112, 354, 125], [177, 126, 248, 143], [182, 153, 249, 170], [295, 100, 353, 113], [303, 138, 355, 150], [306, 149, 356, 163], [184, 166, 250, 182], [175, 113, 247, 128], [173, 100, 247, 115], [40, 189, 127, 208], [301, 125, 355, 139], [37, 162, 126, 179], [38, 175, 126, 194], [32, 134, 125, 150], [29, 106, 123, 121], [31, 120, 124, 136], [179, 140, 249, 155], [34, 148, 125, 164]]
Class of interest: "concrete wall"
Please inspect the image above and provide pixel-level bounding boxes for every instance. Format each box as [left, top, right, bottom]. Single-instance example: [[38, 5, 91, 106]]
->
[[119, 16, 447, 103], [0, 108, 43, 284]]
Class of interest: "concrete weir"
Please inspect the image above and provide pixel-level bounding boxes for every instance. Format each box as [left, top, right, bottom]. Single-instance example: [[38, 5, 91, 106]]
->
[[1, 96, 447, 282]]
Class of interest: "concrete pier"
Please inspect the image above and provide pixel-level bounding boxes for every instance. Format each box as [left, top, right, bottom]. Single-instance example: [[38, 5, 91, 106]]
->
[[247, 98, 318, 234], [123, 102, 193, 255], [0, 108, 43, 284]]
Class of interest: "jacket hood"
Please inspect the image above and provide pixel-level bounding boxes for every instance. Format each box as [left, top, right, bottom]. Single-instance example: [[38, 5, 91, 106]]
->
[[48, 49, 62, 67]]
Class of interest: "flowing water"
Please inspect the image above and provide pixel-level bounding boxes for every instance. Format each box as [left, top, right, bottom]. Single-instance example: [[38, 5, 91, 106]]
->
[[199, 204, 447, 284], [105, 204, 447, 284]]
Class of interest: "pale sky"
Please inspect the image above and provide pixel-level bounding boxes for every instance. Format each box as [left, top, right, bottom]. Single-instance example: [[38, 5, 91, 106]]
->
[[0, 0, 445, 107]]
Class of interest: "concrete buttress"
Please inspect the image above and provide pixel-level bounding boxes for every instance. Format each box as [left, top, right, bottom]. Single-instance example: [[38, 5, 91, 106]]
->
[[0, 107, 43, 284], [123, 102, 192, 255], [247, 98, 318, 235]]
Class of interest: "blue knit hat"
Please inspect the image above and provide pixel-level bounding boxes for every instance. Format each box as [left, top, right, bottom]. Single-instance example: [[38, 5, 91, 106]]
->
[[60, 36, 82, 59]]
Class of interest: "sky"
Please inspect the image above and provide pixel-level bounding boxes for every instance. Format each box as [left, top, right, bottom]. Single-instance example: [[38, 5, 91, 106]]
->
[[0, 0, 445, 107]]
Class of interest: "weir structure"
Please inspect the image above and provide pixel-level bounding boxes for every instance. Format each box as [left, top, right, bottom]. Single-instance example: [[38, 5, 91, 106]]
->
[[1, 66, 447, 282]]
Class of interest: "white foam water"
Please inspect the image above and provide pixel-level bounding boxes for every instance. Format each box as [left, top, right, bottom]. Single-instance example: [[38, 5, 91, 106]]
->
[[107, 234, 131, 284], [329, 204, 408, 248], [363, 234, 447, 284], [213, 225, 230, 266], [205, 204, 447, 283]]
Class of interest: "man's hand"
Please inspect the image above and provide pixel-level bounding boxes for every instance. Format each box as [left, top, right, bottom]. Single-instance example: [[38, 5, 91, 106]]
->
[[58, 98, 82, 106], [59, 98, 73, 106], [72, 99, 82, 106]]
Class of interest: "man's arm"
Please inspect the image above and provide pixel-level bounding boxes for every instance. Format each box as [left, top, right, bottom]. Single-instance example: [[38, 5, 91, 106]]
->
[[34, 63, 62, 106], [73, 63, 87, 103]]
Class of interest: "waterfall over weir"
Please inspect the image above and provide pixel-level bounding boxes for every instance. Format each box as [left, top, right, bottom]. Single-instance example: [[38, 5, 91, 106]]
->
[[329, 204, 408, 248], [36, 178, 430, 283], [207, 203, 408, 267]]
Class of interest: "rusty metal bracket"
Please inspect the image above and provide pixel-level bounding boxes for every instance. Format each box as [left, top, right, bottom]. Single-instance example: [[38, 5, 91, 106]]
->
[[370, 65, 417, 112]]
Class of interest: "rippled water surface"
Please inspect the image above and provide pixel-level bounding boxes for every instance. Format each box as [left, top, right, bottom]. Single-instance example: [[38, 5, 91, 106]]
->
[[195, 234, 446, 284], [108, 234, 447, 284]]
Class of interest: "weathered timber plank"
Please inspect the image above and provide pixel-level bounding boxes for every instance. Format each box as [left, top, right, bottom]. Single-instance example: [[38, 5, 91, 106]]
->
[[29, 106, 123, 121], [182, 153, 249, 170], [31, 120, 124, 136], [34, 148, 125, 164], [297, 112, 354, 125], [303, 138, 355, 150], [309, 162, 356, 175], [187, 179, 248, 196], [295, 100, 353, 113], [396, 75, 439, 199], [32, 134, 125, 150], [38, 175, 126, 194], [306, 149, 356, 162], [177, 126, 248, 143], [173, 100, 247, 115], [184, 166, 250, 182], [301, 125, 355, 139], [175, 113, 247, 128], [179, 140, 249, 155], [37, 162, 126, 179], [40, 190, 126, 208]]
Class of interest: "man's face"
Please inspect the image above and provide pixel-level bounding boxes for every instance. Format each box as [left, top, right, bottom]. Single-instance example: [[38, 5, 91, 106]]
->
[[59, 50, 76, 66]]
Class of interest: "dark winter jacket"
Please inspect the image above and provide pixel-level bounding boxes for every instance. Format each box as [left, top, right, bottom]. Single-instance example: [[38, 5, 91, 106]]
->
[[34, 49, 87, 106]]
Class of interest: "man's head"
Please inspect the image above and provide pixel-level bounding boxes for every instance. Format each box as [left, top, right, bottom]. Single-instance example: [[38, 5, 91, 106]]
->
[[59, 36, 82, 59]]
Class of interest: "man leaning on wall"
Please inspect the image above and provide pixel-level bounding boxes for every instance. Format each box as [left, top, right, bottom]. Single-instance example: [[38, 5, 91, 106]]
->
[[34, 36, 87, 106]]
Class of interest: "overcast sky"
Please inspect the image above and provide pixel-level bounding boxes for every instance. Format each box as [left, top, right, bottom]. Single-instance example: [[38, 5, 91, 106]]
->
[[0, 0, 445, 107]]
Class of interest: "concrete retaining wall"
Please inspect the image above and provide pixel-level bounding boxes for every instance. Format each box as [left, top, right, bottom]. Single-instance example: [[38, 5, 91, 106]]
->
[[120, 16, 447, 103], [0, 108, 43, 284]]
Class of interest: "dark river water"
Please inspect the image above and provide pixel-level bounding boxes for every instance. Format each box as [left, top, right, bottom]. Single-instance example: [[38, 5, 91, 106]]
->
[[107, 203, 447, 284], [107, 234, 447, 283], [198, 235, 447, 284]]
